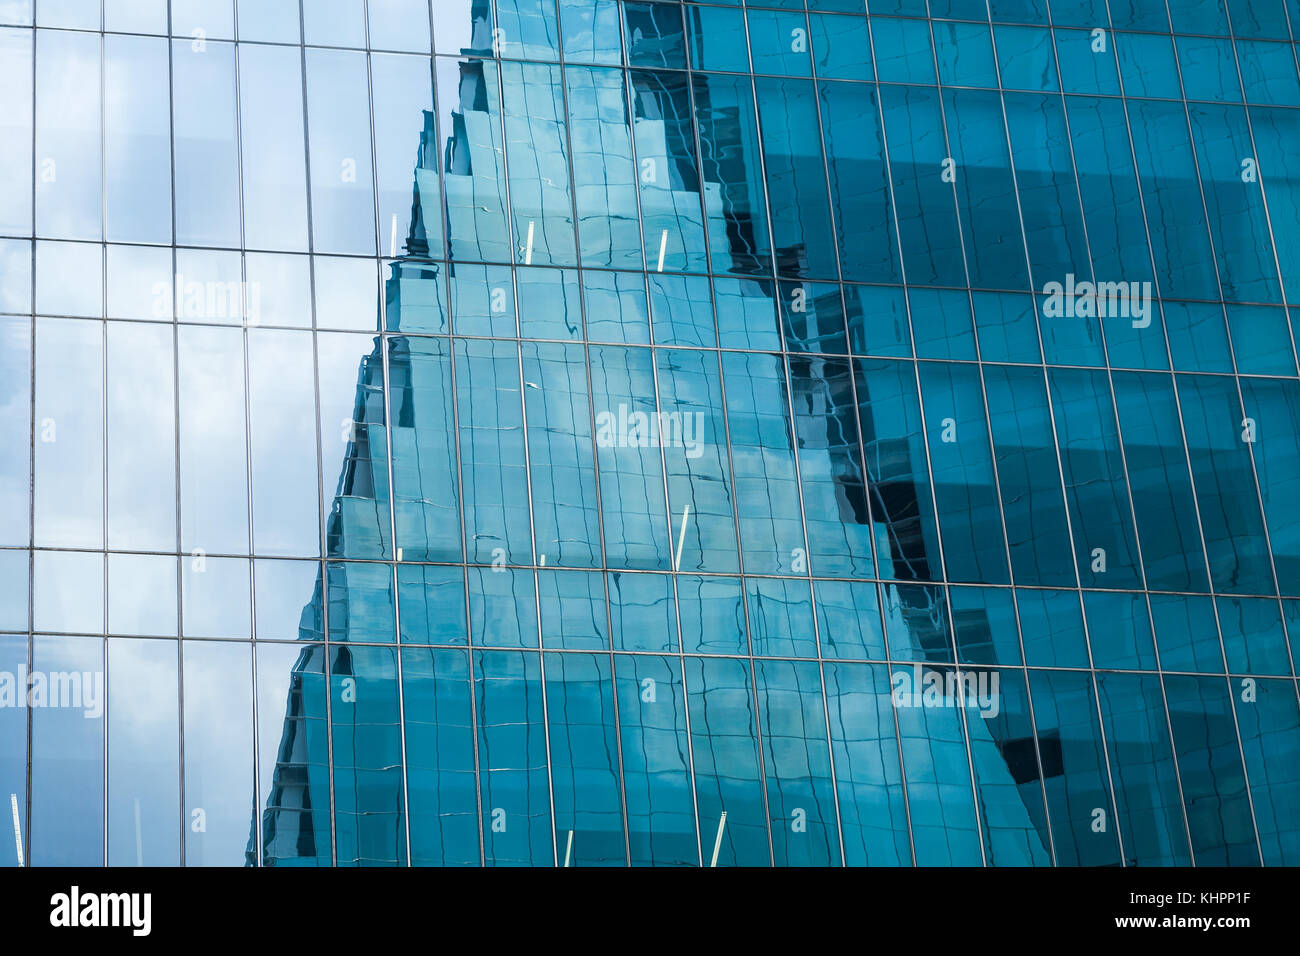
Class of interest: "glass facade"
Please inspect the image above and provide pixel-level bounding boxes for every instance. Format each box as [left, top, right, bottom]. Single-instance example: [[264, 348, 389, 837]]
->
[[1, 0, 1299, 867]]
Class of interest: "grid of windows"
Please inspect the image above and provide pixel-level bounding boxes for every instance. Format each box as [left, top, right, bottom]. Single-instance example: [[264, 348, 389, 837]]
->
[[1, 0, 1300, 866]]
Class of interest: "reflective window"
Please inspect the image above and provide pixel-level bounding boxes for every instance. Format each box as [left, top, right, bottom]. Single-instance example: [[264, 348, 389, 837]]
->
[[30, 636, 104, 865], [107, 638, 180, 865], [256, 641, 331, 865], [183, 639, 254, 865]]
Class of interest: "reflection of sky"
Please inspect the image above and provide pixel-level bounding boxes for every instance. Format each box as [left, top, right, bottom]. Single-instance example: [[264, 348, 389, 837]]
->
[[28, 635, 103, 866], [0, 635, 27, 867], [32, 320, 101, 547], [182, 640, 255, 867], [0, 242, 30, 314], [105, 639, 180, 866], [0, 318, 29, 549]]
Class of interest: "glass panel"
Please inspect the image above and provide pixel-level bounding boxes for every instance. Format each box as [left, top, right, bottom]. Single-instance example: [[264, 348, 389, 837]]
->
[[722, 351, 805, 574], [390, 336, 462, 563], [306, 49, 377, 256], [566, 65, 641, 269], [657, 348, 738, 573], [824, 660, 909, 865], [1095, 671, 1193, 866], [0, 317, 31, 548], [105, 35, 171, 244], [107, 637, 180, 865], [402, 646, 479, 865], [755, 658, 840, 865], [544, 651, 626, 865], [35, 30, 101, 241], [502, 61, 576, 267], [590, 345, 669, 570], [1163, 673, 1260, 865], [474, 649, 553, 865], [182, 640, 255, 866], [614, 653, 697, 865], [1028, 669, 1122, 866], [249, 330, 321, 557], [0, 28, 32, 236], [178, 326, 249, 556], [30, 635, 104, 865], [256, 641, 332, 866], [331, 644, 405, 865], [522, 342, 600, 568], [239, 44, 309, 251], [685, 655, 770, 866], [173, 38, 240, 247], [34, 318, 103, 550], [0, 634, 27, 866]]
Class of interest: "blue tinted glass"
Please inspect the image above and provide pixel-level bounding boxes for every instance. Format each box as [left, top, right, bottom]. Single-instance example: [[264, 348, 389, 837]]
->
[[949, 586, 1022, 666], [677, 575, 747, 655], [809, 13, 870, 80], [402, 647, 479, 865], [1217, 596, 1290, 675], [538, 569, 607, 650], [747, 9, 812, 77], [872, 18, 937, 85], [332, 645, 405, 865], [814, 579, 885, 660], [609, 571, 676, 652], [1029, 669, 1123, 866], [1017, 588, 1089, 668], [687, 6, 748, 73], [545, 652, 626, 865], [685, 656, 770, 865], [469, 567, 538, 649], [1150, 593, 1225, 673], [966, 667, 1051, 865], [475, 649, 553, 865], [615, 653, 697, 865], [1083, 590, 1157, 670], [1164, 674, 1260, 864], [1233, 677, 1300, 864], [256, 642, 331, 866], [397, 564, 468, 645], [1095, 671, 1192, 866], [757, 659, 841, 865], [824, 661, 910, 865], [894, 662, 984, 864], [562, 0, 621, 65], [624, 1, 686, 69], [935, 21, 997, 89]]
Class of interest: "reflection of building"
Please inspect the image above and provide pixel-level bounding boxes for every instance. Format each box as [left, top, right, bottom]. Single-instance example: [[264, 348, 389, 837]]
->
[[252, 7, 1049, 868]]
